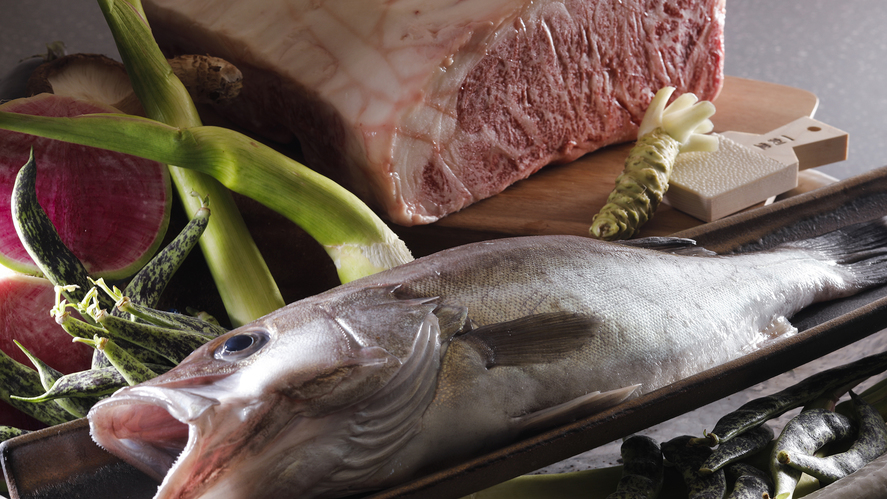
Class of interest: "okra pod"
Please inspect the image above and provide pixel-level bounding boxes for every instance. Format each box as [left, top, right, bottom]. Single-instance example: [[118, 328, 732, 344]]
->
[[661, 435, 726, 499], [708, 349, 887, 444], [724, 463, 773, 499], [13, 340, 95, 418], [74, 336, 158, 386], [778, 392, 887, 485], [700, 424, 774, 474], [10, 151, 114, 311], [770, 408, 856, 499], [121, 196, 210, 310], [95, 310, 210, 364], [604, 435, 664, 499]]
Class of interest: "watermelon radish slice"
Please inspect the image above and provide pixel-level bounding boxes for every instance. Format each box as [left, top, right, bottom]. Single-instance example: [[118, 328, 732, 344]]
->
[[0, 93, 171, 280], [0, 270, 93, 429]]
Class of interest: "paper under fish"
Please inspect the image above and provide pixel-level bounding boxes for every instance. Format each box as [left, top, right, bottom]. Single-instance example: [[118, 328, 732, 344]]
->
[[88, 219, 887, 498]]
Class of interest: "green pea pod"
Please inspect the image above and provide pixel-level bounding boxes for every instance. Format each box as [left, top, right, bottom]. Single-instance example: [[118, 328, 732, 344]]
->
[[94, 311, 209, 364], [74, 336, 158, 386], [10, 150, 114, 311], [118, 298, 228, 338], [770, 408, 856, 499], [779, 392, 887, 485], [0, 348, 74, 426], [121, 197, 210, 310], [13, 340, 95, 418], [708, 349, 887, 444], [724, 463, 773, 499], [699, 424, 774, 474], [605, 435, 664, 499], [661, 435, 726, 499]]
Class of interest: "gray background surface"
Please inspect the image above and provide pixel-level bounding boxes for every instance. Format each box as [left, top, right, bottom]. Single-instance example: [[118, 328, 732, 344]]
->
[[2, 0, 887, 484]]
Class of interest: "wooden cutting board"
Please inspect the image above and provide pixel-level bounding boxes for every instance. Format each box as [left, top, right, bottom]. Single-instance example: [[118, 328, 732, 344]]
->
[[396, 77, 822, 250]]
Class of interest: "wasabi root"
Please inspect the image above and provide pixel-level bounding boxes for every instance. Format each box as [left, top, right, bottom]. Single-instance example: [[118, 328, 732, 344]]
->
[[590, 87, 717, 241]]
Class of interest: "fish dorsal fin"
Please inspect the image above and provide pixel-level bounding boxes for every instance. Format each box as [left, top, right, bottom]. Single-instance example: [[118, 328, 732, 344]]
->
[[514, 384, 641, 433], [456, 312, 599, 368], [619, 236, 717, 256]]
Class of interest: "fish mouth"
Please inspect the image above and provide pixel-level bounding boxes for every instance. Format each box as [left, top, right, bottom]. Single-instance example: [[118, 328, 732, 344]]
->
[[88, 385, 216, 484]]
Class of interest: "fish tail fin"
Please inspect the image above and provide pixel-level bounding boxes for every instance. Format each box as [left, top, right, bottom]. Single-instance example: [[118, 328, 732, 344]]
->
[[783, 216, 887, 288]]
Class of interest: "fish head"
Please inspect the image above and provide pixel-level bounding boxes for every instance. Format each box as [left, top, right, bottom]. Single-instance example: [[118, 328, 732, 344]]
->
[[88, 285, 444, 499]]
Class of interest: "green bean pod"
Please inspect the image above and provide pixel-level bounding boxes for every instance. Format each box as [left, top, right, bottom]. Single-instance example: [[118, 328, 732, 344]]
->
[[13, 340, 95, 418], [95, 310, 210, 364], [779, 392, 887, 485], [661, 435, 726, 499], [0, 348, 74, 426], [74, 336, 158, 386], [10, 150, 114, 311], [708, 349, 887, 444], [590, 128, 681, 241], [700, 424, 774, 474], [770, 409, 856, 499], [604, 435, 664, 499], [118, 297, 228, 338], [724, 463, 773, 499], [57, 312, 169, 368], [121, 197, 210, 310]]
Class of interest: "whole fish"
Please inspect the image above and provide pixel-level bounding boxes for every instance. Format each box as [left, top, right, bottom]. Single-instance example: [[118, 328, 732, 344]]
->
[[88, 219, 887, 498]]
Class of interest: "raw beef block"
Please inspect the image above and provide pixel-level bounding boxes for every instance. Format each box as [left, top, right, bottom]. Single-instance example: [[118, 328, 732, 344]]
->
[[142, 0, 726, 225]]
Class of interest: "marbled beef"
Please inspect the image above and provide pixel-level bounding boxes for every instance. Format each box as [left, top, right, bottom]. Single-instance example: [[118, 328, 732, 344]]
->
[[143, 0, 726, 225]]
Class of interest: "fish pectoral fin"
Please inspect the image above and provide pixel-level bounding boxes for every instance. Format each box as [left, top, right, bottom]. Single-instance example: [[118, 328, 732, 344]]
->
[[619, 236, 716, 256], [455, 312, 599, 368], [513, 384, 641, 433]]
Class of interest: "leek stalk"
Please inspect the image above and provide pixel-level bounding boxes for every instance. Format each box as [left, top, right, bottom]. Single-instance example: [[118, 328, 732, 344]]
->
[[96, 0, 283, 326], [0, 110, 414, 283]]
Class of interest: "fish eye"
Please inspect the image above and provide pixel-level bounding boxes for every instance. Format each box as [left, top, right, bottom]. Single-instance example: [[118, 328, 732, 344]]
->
[[214, 329, 269, 361]]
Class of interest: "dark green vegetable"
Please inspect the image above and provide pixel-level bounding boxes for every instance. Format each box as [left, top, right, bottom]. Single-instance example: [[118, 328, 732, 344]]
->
[[707, 349, 887, 444], [74, 336, 158, 386], [770, 409, 856, 499], [11, 150, 114, 311], [118, 298, 227, 338], [13, 340, 95, 418], [778, 392, 887, 485], [120, 194, 210, 310], [661, 435, 726, 499], [9, 365, 127, 403], [93, 310, 210, 364], [604, 435, 664, 499], [0, 348, 73, 426], [0, 425, 29, 442], [700, 423, 774, 474], [724, 463, 773, 499]]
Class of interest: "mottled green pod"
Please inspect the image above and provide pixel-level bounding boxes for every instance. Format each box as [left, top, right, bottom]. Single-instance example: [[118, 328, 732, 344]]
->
[[13, 340, 95, 418], [605, 435, 664, 499], [57, 312, 168, 368], [95, 310, 210, 364], [779, 392, 887, 485], [0, 347, 74, 426], [0, 425, 29, 442], [122, 199, 209, 309], [661, 435, 726, 499], [708, 349, 887, 444], [724, 463, 773, 499], [10, 151, 114, 311], [700, 424, 774, 474], [590, 128, 681, 241], [75, 336, 158, 386], [771, 409, 856, 499], [9, 365, 126, 403], [118, 297, 227, 338]]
